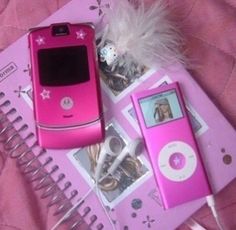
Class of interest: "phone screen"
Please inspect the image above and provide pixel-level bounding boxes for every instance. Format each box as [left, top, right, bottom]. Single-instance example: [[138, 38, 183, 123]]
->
[[38, 45, 90, 86]]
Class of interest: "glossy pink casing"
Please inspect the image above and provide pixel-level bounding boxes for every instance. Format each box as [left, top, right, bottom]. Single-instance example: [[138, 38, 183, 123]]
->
[[28, 23, 104, 149], [131, 82, 211, 209]]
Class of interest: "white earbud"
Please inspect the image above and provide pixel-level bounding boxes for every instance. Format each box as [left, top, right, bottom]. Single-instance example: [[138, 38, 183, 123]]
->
[[95, 136, 123, 181], [106, 138, 143, 176]]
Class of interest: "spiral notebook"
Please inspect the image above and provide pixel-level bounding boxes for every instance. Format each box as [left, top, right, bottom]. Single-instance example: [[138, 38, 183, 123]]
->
[[0, 0, 236, 229]]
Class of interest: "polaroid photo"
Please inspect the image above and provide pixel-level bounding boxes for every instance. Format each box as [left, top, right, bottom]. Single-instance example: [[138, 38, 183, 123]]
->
[[97, 39, 154, 103], [149, 75, 173, 89], [100, 68, 156, 103], [185, 102, 209, 137], [123, 74, 208, 137], [122, 103, 140, 135], [67, 120, 152, 208]]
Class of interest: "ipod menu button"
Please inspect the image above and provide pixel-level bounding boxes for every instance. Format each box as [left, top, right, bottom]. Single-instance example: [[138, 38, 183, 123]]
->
[[169, 152, 186, 170]]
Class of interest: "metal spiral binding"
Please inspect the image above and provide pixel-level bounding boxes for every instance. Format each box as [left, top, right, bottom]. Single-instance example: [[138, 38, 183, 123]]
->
[[0, 92, 104, 229]]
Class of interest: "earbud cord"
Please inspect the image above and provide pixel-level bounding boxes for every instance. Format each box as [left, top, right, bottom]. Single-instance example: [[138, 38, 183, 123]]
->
[[185, 218, 207, 230], [95, 180, 117, 230], [50, 186, 94, 230], [51, 136, 139, 230], [206, 195, 224, 230], [186, 195, 224, 230], [50, 173, 117, 230]]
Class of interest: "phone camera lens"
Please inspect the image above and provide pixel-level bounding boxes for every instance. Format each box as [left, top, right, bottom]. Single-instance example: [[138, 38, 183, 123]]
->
[[52, 24, 69, 36]]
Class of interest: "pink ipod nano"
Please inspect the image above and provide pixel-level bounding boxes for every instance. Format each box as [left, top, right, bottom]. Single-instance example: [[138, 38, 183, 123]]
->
[[28, 23, 104, 149], [131, 82, 212, 209]]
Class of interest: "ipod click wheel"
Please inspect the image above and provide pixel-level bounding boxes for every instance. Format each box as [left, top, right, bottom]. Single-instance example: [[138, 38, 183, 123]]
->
[[158, 141, 197, 182]]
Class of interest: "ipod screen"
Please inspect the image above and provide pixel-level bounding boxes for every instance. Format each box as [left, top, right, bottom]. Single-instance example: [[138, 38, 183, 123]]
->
[[139, 89, 183, 128]]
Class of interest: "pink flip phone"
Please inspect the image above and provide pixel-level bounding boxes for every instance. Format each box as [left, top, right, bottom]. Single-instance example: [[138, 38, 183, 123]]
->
[[28, 23, 104, 149], [131, 82, 211, 209]]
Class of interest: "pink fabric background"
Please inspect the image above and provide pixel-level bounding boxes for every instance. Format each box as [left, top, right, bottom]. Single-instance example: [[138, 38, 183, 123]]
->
[[0, 0, 235, 229]]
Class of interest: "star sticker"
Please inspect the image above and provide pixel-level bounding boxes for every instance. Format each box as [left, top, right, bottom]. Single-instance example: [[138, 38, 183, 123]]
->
[[40, 89, 50, 100], [35, 35, 45, 45], [174, 156, 181, 166], [76, 30, 87, 39]]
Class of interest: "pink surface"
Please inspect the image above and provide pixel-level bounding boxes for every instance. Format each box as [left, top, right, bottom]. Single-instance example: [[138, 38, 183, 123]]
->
[[0, 0, 235, 230]]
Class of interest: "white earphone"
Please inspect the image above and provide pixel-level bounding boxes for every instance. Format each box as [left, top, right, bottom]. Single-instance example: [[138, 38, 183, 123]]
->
[[94, 136, 123, 181], [106, 138, 143, 177]]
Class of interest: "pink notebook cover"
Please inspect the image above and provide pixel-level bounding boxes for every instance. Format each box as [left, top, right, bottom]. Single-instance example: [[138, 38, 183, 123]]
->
[[0, 0, 235, 229]]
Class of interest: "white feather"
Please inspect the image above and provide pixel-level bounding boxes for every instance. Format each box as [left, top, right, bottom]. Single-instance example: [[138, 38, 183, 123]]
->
[[98, 0, 185, 70]]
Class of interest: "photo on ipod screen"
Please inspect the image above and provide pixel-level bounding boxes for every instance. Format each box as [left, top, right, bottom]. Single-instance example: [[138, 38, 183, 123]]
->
[[139, 89, 183, 128], [67, 122, 149, 206]]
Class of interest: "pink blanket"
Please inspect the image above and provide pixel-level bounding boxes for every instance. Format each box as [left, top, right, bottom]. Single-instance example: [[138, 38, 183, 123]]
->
[[0, 0, 235, 229]]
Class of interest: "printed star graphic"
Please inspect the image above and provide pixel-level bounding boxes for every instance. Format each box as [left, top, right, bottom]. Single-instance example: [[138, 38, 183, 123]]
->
[[142, 215, 155, 228], [35, 35, 45, 45], [40, 89, 50, 100], [76, 30, 87, 39], [174, 156, 181, 166]]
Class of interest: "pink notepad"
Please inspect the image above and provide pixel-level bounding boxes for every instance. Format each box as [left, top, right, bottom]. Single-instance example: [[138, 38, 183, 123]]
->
[[0, 0, 235, 229]]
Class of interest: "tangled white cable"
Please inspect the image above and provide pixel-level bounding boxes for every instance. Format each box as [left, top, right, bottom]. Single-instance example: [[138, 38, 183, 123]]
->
[[51, 137, 143, 230]]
